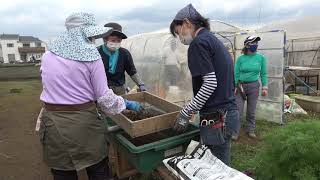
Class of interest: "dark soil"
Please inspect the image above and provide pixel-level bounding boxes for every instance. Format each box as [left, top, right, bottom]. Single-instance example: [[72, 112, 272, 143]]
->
[[234, 128, 261, 145], [122, 128, 180, 146], [122, 108, 164, 121]]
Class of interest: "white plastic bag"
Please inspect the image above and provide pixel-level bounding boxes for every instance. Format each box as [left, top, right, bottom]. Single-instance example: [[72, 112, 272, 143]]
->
[[163, 143, 254, 180], [284, 95, 307, 115]]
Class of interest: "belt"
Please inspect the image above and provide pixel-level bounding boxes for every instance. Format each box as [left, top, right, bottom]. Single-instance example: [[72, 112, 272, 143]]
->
[[239, 80, 258, 84], [43, 101, 95, 111]]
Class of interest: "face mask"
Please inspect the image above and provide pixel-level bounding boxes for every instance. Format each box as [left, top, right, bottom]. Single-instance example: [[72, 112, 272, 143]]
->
[[178, 25, 193, 45], [248, 44, 258, 53], [106, 42, 121, 51]]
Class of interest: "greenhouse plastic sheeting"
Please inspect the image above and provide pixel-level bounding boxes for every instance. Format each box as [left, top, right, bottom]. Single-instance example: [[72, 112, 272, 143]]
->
[[122, 32, 192, 105], [286, 37, 320, 67], [122, 20, 241, 105], [235, 31, 285, 124], [122, 28, 285, 124]]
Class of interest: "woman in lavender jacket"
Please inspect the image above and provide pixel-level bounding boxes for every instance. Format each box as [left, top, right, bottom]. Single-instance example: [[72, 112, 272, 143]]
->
[[39, 12, 140, 180]]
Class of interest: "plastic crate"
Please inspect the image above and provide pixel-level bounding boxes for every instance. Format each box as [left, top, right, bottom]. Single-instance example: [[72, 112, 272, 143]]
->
[[114, 124, 199, 173]]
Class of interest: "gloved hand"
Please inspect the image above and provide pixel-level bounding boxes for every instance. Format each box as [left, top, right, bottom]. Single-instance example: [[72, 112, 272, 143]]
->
[[125, 100, 142, 112], [173, 113, 189, 132], [138, 84, 146, 92]]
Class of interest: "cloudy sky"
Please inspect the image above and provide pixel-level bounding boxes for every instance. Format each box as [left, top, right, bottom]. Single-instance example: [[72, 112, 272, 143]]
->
[[1, 0, 320, 40]]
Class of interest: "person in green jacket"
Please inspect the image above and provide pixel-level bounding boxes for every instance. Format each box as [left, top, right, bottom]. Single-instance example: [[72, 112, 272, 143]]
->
[[233, 35, 268, 139]]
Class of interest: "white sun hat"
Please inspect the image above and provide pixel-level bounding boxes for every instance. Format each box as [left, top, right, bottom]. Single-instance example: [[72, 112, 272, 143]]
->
[[49, 12, 112, 62]]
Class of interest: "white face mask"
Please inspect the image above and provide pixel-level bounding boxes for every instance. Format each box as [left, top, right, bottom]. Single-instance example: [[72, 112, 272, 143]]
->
[[178, 25, 193, 45], [106, 42, 121, 51]]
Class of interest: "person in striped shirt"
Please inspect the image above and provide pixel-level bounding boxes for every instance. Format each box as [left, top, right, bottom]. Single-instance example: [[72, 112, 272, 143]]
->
[[169, 4, 239, 165]]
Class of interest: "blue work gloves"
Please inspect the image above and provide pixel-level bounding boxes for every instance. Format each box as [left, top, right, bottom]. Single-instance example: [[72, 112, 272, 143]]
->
[[173, 113, 189, 132], [124, 99, 142, 112], [138, 84, 146, 92]]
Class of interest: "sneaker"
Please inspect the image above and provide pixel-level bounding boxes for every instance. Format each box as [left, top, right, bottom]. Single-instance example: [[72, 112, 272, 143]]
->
[[248, 132, 257, 139], [231, 135, 238, 141]]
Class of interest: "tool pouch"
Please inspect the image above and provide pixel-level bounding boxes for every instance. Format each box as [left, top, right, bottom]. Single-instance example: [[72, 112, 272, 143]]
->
[[200, 125, 225, 146], [199, 111, 226, 146]]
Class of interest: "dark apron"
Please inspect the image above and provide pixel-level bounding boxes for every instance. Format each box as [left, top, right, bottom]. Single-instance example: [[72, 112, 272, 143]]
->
[[39, 106, 107, 171]]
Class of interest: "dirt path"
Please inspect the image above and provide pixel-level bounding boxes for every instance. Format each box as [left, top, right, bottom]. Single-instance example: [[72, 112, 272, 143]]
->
[[0, 80, 102, 180], [0, 80, 52, 180]]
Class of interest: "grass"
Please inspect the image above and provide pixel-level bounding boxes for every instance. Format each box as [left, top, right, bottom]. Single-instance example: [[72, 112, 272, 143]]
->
[[0, 65, 40, 81], [0, 79, 42, 96], [231, 112, 320, 177], [0, 63, 36, 67], [0, 80, 42, 115], [231, 120, 281, 172]]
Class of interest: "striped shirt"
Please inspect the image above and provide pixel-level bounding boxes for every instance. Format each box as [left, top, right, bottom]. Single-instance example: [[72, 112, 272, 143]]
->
[[181, 72, 217, 117]]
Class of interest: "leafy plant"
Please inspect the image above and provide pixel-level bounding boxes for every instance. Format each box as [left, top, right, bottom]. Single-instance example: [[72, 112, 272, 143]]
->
[[255, 121, 320, 180]]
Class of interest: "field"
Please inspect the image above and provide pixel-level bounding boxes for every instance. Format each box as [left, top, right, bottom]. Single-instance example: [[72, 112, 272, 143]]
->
[[0, 65, 40, 81], [0, 80, 49, 180]]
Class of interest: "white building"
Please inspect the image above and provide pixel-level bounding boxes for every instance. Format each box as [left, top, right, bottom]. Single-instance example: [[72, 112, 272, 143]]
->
[[0, 34, 46, 63]]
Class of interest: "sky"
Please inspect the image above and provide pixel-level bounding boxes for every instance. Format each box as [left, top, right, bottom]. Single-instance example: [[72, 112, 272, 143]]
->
[[1, 0, 320, 40]]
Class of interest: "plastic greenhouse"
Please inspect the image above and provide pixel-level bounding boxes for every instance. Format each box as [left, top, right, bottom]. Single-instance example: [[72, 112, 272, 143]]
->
[[259, 16, 320, 95], [122, 20, 286, 124]]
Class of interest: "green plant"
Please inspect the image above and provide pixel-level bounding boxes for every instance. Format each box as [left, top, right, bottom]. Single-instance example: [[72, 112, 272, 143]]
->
[[255, 121, 320, 180]]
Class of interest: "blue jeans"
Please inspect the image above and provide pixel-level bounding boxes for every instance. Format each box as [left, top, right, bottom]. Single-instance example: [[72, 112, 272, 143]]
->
[[206, 109, 239, 165]]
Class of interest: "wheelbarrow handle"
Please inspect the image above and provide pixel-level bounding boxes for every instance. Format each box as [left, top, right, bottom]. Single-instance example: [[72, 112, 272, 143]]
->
[[106, 125, 121, 133]]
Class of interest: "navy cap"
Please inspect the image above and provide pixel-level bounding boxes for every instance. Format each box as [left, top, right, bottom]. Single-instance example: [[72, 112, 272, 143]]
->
[[174, 4, 201, 22]]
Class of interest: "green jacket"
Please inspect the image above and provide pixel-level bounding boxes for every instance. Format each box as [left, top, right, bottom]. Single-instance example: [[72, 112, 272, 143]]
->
[[234, 53, 268, 88]]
